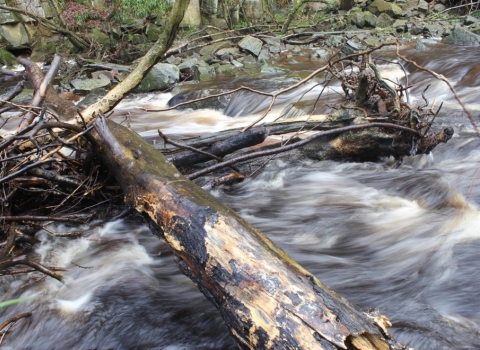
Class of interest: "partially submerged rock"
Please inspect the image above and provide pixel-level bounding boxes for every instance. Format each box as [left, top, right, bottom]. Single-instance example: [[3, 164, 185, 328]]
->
[[135, 63, 180, 92], [443, 26, 480, 46]]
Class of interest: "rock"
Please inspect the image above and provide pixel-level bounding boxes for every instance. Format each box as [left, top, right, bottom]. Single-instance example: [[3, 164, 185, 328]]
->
[[71, 76, 111, 94], [231, 59, 243, 68], [135, 63, 180, 92], [415, 37, 426, 51], [314, 48, 330, 58], [424, 23, 445, 37], [368, 0, 402, 17], [376, 13, 395, 28], [120, 18, 143, 31], [242, 0, 265, 19], [89, 28, 110, 46], [326, 35, 344, 47], [393, 19, 408, 32], [416, 1, 429, 13], [261, 37, 282, 53], [364, 11, 378, 27], [166, 56, 182, 65], [0, 48, 17, 67], [238, 35, 263, 56], [464, 15, 480, 26], [432, 3, 446, 12], [350, 12, 366, 28], [178, 58, 199, 70], [130, 34, 146, 44], [192, 65, 215, 81], [0, 6, 17, 25], [76, 87, 109, 109], [199, 42, 230, 57], [216, 63, 234, 75], [257, 48, 270, 62], [0, 23, 29, 48], [409, 23, 424, 35], [216, 47, 240, 57], [237, 54, 257, 68], [443, 26, 480, 46], [145, 23, 162, 42], [363, 37, 382, 46]]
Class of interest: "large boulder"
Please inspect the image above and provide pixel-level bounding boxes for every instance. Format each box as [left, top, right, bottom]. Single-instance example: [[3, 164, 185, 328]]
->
[[376, 13, 395, 28], [443, 26, 480, 46], [368, 0, 402, 17], [0, 23, 29, 48], [71, 76, 111, 94], [136, 63, 180, 92], [145, 23, 162, 42], [238, 35, 263, 56], [199, 41, 230, 57], [89, 28, 110, 46]]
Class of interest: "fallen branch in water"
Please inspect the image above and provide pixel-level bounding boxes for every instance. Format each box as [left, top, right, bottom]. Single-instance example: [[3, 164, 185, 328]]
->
[[95, 116, 408, 349], [186, 122, 423, 180]]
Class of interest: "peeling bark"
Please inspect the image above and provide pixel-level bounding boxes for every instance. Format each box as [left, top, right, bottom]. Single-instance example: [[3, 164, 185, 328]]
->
[[95, 117, 406, 350]]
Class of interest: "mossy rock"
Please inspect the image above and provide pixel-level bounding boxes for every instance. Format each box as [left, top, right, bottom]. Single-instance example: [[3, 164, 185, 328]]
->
[[0, 48, 17, 67], [89, 28, 111, 46]]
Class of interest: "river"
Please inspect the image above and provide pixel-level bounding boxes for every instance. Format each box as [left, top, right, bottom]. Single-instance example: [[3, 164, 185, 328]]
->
[[1, 41, 480, 349]]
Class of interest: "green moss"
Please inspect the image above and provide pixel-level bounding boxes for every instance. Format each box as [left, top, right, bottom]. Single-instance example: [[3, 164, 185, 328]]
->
[[0, 48, 17, 67]]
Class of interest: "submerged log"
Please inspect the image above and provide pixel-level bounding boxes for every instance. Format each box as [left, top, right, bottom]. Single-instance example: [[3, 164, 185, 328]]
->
[[95, 117, 406, 350]]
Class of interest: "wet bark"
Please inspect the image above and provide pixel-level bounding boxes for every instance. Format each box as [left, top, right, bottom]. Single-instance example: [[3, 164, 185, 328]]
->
[[95, 117, 406, 350], [171, 126, 268, 167]]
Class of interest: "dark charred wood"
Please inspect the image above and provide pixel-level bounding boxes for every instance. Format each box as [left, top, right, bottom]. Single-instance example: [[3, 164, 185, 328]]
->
[[171, 126, 268, 167]]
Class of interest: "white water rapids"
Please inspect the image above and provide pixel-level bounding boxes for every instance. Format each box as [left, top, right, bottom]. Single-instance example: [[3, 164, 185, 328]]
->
[[1, 42, 480, 349]]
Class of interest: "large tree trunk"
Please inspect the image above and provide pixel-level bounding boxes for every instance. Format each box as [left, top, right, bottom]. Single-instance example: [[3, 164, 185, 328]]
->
[[94, 117, 405, 350]]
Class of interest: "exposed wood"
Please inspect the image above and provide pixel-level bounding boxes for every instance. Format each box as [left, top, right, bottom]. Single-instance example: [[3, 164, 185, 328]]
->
[[17, 57, 78, 122], [95, 117, 406, 350], [19, 55, 62, 128]]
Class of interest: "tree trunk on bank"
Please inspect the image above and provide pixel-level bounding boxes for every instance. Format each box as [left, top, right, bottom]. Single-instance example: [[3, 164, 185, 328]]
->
[[94, 117, 405, 350]]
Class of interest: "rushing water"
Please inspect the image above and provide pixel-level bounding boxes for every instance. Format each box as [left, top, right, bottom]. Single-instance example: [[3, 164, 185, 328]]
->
[[2, 42, 480, 349]]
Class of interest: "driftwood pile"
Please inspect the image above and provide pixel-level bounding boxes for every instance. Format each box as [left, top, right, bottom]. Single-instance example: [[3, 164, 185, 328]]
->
[[0, 42, 455, 348]]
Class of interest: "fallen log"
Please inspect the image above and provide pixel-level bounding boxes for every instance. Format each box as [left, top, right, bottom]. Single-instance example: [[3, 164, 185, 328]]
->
[[170, 126, 269, 167], [95, 117, 406, 350]]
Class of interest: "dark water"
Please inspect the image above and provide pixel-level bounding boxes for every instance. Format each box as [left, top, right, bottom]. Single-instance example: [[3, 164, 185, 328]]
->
[[2, 42, 480, 349]]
